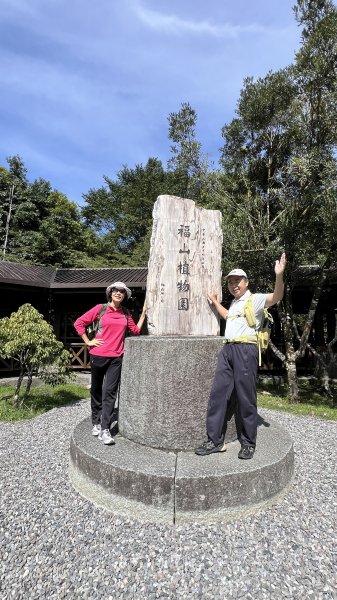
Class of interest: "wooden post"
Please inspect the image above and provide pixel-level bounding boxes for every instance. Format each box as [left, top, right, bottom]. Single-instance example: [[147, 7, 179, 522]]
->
[[145, 195, 223, 336]]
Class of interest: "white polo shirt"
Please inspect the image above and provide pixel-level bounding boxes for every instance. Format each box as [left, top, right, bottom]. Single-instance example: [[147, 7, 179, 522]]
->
[[224, 291, 268, 340]]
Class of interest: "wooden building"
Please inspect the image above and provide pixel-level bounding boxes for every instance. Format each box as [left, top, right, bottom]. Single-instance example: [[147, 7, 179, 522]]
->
[[0, 261, 336, 374], [0, 262, 147, 371]]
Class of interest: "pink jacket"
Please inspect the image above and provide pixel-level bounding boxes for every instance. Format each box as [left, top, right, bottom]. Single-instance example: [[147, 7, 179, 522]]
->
[[74, 304, 140, 357]]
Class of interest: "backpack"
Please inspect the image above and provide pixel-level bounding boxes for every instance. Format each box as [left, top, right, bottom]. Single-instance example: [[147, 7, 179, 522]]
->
[[85, 303, 108, 340], [242, 294, 274, 359], [85, 304, 129, 340]]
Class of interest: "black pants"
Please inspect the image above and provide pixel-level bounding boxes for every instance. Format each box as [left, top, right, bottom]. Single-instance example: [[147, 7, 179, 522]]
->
[[90, 355, 123, 430], [207, 343, 258, 447]]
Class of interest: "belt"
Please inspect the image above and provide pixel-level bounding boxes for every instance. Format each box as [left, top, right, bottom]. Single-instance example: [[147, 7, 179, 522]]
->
[[223, 336, 257, 345], [223, 335, 262, 366]]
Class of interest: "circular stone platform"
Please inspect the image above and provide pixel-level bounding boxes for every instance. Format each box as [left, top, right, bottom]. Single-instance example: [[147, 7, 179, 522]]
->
[[70, 415, 294, 524]]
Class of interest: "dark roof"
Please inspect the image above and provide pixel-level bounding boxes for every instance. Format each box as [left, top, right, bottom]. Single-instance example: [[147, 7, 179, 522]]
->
[[0, 262, 148, 289], [0, 262, 55, 288], [1, 261, 336, 290], [52, 267, 148, 288]]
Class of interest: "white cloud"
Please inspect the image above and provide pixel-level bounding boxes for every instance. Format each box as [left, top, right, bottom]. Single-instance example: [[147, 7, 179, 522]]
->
[[0, 0, 301, 203], [132, 1, 283, 38]]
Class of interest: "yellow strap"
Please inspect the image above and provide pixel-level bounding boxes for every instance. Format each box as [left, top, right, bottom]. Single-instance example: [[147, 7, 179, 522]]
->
[[243, 295, 256, 328], [223, 335, 257, 344], [227, 294, 256, 327]]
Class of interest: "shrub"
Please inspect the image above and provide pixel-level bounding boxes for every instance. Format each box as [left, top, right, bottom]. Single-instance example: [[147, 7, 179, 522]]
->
[[0, 304, 74, 407]]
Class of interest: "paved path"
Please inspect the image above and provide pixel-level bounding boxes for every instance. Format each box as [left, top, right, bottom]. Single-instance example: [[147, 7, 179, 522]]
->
[[0, 400, 336, 600]]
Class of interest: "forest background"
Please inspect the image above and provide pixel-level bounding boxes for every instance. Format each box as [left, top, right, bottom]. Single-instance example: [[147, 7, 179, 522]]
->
[[0, 0, 337, 400]]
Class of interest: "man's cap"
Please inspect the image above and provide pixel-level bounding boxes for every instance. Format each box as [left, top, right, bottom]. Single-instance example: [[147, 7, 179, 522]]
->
[[225, 268, 248, 279], [106, 281, 132, 299]]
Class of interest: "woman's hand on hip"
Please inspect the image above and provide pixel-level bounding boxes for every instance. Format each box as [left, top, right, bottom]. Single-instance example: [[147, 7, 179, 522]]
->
[[87, 338, 105, 347]]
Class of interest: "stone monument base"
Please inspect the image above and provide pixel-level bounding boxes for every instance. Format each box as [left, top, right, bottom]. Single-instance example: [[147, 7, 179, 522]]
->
[[118, 337, 241, 450], [70, 416, 294, 524]]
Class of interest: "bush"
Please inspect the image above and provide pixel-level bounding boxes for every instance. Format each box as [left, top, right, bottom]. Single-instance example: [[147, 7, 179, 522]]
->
[[0, 304, 74, 408]]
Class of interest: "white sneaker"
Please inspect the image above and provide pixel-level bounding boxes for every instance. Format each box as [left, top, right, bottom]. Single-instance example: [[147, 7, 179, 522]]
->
[[91, 424, 101, 436], [99, 429, 115, 445]]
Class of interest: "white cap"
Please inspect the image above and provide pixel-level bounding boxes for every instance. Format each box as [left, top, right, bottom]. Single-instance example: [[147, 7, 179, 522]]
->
[[225, 268, 248, 279], [106, 281, 132, 299]]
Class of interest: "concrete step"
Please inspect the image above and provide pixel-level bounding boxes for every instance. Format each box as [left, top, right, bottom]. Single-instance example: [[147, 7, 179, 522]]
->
[[70, 415, 294, 524]]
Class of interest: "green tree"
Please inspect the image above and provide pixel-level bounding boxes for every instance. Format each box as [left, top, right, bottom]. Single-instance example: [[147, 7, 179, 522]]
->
[[219, 0, 337, 400], [82, 158, 170, 266], [167, 101, 216, 204], [275, 0, 337, 399], [0, 156, 28, 259], [0, 304, 73, 407], [0, 156, 102, 267], [219, 69, 295, 289], [32, 191, 99, 267]]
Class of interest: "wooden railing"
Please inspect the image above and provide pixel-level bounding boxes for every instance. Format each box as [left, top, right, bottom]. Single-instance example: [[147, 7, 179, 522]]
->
[[0, 345, 90, 373], [67, 343, 90, 369]]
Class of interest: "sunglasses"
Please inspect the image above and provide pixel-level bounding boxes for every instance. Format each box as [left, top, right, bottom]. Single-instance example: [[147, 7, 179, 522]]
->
[[111, 287, 125, 295]]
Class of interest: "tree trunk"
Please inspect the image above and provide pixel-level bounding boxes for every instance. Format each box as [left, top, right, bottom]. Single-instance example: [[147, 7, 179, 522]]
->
[[283, 297, 300, 402], [2, 184, 15, 260], [312, 322, 337, 400], [14, 366, 25, 409], [20, 372, 33, 407], [297, 267, 328, 358], [282, 263, 330, 401], [311, 346, 332, 397], [269, 340, 286, 364], [286, 352, 299, 402]]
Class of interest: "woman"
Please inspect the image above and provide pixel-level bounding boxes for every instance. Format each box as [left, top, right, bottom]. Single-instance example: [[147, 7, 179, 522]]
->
[[74, 281, 146, 445]]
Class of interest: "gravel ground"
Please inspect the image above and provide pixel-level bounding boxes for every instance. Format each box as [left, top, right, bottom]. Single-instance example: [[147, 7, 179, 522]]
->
[[0, 399, 336, 600]]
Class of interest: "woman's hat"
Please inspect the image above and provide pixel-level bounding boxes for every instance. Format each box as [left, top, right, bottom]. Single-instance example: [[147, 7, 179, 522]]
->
[[106, 281, 132, 299]]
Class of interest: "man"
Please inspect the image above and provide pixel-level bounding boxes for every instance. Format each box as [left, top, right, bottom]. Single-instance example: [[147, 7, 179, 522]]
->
[[195, 253, 286, 459]]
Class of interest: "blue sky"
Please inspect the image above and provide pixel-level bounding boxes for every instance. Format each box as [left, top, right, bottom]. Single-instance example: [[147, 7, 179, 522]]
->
[[0, 0, 300, 206]]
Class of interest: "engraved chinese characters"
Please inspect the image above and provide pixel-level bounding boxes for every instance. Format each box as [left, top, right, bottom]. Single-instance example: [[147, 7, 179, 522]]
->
[[146, 195, 223, 335], [177, 224, 191, 311]]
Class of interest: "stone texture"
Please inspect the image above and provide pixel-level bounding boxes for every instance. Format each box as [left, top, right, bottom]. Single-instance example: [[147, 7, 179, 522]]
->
[[2, 401, 335, 599], [70, 417, 176, 516], [119, 336, 240, 450], [174, 419, 294, 515], [146, 195, 223, 336], [70, 416, 294, 524]]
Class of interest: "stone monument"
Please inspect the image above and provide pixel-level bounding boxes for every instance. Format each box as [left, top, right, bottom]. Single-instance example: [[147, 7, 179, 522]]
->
[[118, 195, 236, 450], [145, 194, 222, 336], [70, 195, 294, 524]]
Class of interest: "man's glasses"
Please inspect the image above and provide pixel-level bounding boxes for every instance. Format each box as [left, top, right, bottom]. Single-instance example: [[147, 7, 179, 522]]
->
[[111, 287, 125, 295]]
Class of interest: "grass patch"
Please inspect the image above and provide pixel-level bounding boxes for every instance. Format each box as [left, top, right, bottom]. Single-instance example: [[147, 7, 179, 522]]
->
[[0, 383, 90, 422], [1, 379, 336, 423], [257, 380, 337, 421]]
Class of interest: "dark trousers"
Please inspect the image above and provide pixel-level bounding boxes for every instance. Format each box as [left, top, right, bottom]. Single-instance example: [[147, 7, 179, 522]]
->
[[207, 343, 258, 447], [90, 355, 123, 430]]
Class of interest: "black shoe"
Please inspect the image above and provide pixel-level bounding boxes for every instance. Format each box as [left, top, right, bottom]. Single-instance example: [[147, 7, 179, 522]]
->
[[195, 439, 226, 456], [238, 445, 255, 459]]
